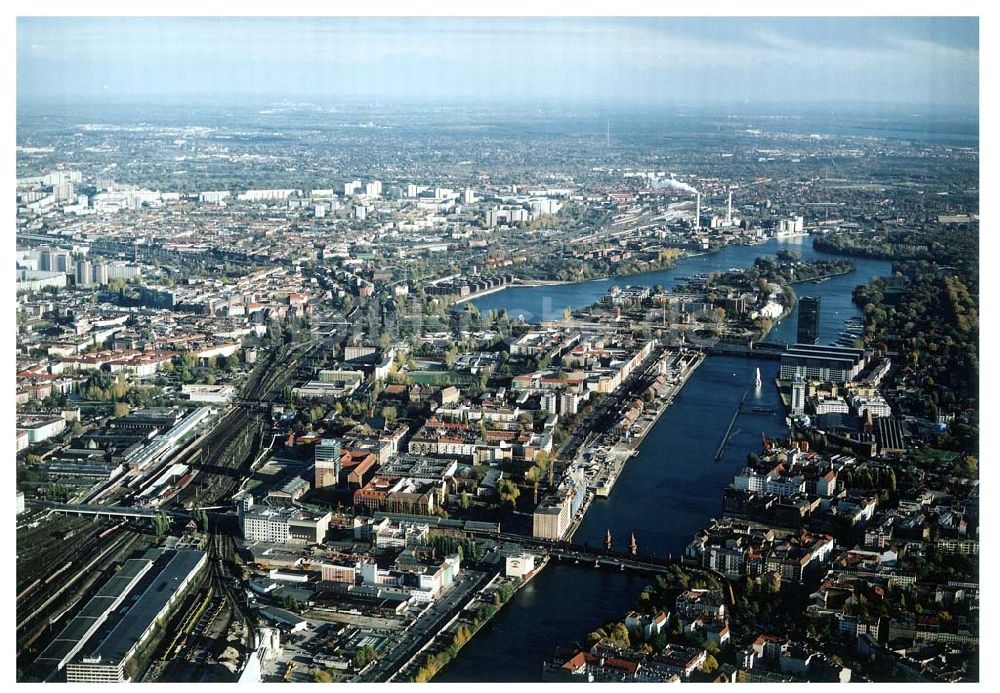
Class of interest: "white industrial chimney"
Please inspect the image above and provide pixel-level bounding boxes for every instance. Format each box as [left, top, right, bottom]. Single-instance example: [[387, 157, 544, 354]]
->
[[727, 191, 733, 225], [695, 192, 702, 230]]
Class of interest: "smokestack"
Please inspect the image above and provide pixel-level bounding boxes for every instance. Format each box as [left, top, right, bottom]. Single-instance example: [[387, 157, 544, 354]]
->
[[727, 191, 733, 225], [695, 193, 701, 230]]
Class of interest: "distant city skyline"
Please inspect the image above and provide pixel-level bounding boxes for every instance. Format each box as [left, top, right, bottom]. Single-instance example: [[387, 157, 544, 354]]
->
[[18, 17, 979, 111]]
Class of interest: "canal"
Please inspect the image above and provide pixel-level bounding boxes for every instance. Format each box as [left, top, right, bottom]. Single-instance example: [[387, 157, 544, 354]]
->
[[437, 239, 892, 681]]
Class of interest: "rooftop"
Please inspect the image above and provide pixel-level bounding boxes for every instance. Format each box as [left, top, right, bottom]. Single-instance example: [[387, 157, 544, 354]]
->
[[80, 549, 205, 667]]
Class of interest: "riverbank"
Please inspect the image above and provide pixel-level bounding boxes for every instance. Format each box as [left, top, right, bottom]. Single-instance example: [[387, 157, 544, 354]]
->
[[412, 556, 552, 682], [756, 264, 855, 341], [450, 249, 704, 310], [438, 356, 794, 682], [791, 266, 855, 285], [566, 349, 705, 539], [417, 350, 705, 678], [466, 237, 827, 325]]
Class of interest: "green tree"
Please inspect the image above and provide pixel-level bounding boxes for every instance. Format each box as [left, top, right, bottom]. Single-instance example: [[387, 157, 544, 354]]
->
[[193, 508, 209, 533], [381, 406, 398, 425], [352, 645, 377, 670], [957, 456, 978, 478], [151, 512, 170, 536], [497, 479, 520, 508], [608, 622, 631, 648]]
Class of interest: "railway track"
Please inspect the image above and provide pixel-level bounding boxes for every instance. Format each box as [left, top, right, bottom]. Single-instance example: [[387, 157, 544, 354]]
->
[[17, 518, 118, 613], [154, 532, 252, 681], [170, 407, 259, 508], [16, 516, 95, 594], [17, 339, 321, 681], [17, 525, 145, 655], [209, 533, 253, 639], [170, 339, 320, 510], [163, 584, 216, 661]]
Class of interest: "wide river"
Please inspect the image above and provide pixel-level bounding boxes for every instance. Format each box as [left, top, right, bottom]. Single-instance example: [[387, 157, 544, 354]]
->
[[437, 237, 892, 681]]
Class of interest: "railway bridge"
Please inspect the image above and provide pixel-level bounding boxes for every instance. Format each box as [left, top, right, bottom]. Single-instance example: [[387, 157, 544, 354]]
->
[[26, 500, 231, 521]]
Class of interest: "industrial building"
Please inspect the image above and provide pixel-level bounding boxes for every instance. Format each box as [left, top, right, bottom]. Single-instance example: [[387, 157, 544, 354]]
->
[[16, 414, 66, 444], [504, 550, 537, 578], [114, 407, 213, 478], [239, 494, 332, 544], [533, 494, 572, 540], [353, 476, 446, 516], [34, 558, 154, 681], [63, 549, 207, 683], [532, 465, 587, 540]]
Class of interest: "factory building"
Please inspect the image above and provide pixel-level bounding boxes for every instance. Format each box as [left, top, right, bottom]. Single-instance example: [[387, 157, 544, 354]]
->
[[64, 550, 207, 683], [533, 494, 572, 540], [34, 558, 154, 681], [239, 494, 332, 544]]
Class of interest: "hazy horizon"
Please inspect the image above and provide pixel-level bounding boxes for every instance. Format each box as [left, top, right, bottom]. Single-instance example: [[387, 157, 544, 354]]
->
[[18, 17, 979, 112]]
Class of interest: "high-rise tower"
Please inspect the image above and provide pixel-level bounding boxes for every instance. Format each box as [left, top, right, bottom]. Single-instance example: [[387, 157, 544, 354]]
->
[[797, 297, 821, 345]]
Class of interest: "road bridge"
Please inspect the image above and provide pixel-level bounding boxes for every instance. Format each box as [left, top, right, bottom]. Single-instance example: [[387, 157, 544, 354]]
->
[[706, 342, 786, 359], [466, 529, 735, 606]]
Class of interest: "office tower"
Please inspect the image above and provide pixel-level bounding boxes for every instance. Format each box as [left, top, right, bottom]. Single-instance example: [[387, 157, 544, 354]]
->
[[797, 297, 821, 345], [314, 439, 342, 488]]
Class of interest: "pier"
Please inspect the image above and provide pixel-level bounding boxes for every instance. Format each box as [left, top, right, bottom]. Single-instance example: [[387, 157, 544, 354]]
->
[[714, 389, 748, 461]]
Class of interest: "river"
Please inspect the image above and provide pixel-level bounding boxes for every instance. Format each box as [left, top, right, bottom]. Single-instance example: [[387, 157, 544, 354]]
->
[[437, 238, 892, 682], [466, 236, 889, 348]]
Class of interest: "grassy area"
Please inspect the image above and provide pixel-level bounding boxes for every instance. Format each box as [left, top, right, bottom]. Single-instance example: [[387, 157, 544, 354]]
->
[[914, 448, 961, 464]]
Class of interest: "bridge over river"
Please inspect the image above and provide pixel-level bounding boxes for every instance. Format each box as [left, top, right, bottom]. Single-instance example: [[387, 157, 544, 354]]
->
[[466, 528, 735, 606]]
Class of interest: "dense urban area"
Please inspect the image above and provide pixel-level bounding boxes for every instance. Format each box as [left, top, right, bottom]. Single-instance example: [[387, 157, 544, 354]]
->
[[15, 98, 978, 683]]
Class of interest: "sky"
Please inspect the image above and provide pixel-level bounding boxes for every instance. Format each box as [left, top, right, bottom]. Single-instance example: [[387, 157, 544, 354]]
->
[[16, 17, 980, 110]]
